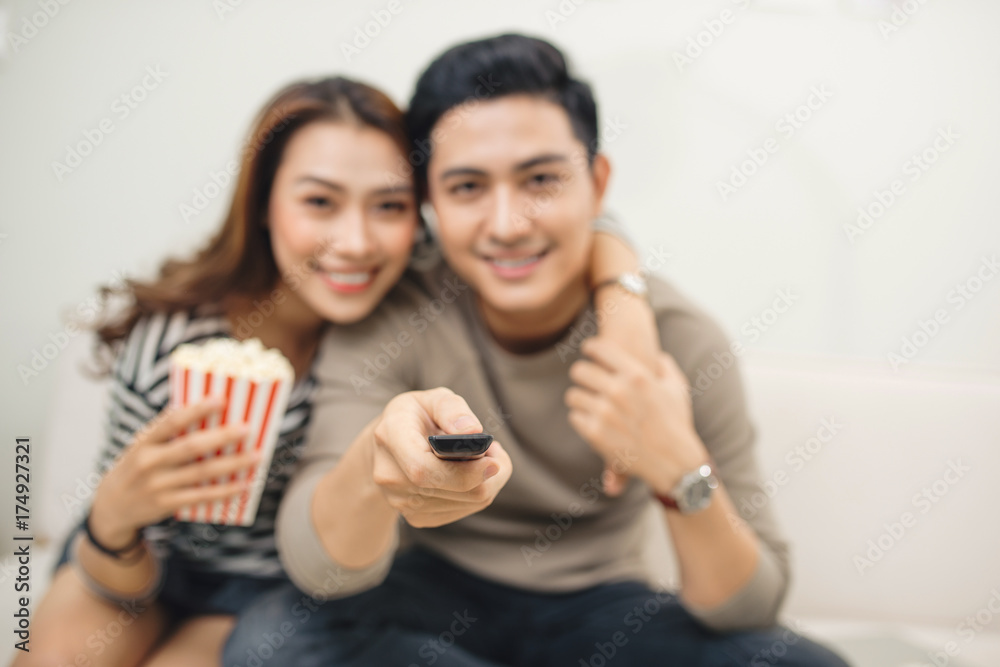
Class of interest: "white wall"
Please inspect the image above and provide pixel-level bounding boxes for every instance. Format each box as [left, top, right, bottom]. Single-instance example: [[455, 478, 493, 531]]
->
[[1, 0, 998, 545]]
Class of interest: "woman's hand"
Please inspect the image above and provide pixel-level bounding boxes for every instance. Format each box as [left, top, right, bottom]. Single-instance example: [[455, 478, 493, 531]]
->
[[584, 228, 663, 495], [88, 398, 258, 550]]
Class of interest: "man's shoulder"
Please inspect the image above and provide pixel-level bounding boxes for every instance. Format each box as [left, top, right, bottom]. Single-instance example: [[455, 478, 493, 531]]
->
[[646, 276, 739, 373]]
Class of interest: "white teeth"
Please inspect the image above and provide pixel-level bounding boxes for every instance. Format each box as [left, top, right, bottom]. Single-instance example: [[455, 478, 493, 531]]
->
[[326, 271, 373, 285], [490, 255, 540, 269]]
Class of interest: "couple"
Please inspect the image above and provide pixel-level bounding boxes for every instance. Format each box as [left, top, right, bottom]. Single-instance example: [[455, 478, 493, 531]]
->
[[23, 34, 848, 667]]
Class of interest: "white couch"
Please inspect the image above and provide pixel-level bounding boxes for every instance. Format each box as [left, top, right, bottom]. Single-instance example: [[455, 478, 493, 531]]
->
[[5, 335, 1000, 666]]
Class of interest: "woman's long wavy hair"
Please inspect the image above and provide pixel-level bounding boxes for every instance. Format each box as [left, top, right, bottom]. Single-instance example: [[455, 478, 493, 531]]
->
[[90, 76, 412, 372]]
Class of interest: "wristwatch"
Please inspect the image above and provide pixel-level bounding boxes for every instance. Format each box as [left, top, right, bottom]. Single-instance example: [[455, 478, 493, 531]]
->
[[595, 272, 648, 297], [657, 464, 719, 514]]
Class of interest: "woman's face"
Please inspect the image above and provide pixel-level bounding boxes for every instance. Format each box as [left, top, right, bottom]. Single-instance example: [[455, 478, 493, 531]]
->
[[267, 120, 418, 325]]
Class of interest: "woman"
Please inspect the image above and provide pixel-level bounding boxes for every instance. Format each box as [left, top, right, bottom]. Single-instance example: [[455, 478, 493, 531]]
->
[[18, 76, 658, 667]]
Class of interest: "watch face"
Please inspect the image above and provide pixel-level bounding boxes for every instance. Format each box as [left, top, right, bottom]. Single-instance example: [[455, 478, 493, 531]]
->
[[683, 478, 713, 512]]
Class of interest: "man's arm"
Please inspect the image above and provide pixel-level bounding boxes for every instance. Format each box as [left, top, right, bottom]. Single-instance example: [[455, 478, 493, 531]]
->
[[565, 326, 789, 631], [277, 284, 513, 599]]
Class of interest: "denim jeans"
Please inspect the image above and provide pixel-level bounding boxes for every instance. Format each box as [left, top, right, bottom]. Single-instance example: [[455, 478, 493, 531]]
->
[[222, 547, 851, 667]]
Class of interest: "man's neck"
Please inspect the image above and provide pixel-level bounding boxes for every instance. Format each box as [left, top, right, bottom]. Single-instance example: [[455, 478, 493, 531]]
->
[[476, 279, 590, 355]]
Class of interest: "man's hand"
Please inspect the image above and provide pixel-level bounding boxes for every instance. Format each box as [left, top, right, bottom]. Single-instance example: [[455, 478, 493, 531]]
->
[[565, 337, 709, 496], [371, 387, 513, 528]]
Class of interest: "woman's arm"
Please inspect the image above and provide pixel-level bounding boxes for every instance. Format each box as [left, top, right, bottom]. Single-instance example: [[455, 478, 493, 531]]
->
[[589, 230, 659, 369], [82, 399, 255, 598], [586, 218, 663, 493]]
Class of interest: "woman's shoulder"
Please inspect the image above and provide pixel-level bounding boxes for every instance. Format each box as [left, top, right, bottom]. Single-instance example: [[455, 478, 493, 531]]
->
[[113, 305, 230, 391]]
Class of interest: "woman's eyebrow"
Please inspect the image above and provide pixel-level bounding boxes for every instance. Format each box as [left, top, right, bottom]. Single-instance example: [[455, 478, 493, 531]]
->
[[295, 175, 345, 191], [372, 185, 414, 196]]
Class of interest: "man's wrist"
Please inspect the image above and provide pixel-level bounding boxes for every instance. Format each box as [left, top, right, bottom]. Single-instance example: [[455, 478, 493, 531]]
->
[[646, 435, 711, 497]]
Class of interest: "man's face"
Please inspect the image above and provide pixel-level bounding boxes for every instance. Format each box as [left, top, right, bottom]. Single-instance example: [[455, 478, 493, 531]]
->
[[426, 95, 609, 319]]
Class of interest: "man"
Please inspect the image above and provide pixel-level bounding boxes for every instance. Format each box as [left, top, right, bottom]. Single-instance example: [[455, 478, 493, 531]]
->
[[225, 34, 849, 666]]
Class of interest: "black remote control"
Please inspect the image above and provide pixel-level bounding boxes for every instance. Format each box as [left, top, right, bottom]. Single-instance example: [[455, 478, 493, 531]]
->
[[428, 433, 494, 461]]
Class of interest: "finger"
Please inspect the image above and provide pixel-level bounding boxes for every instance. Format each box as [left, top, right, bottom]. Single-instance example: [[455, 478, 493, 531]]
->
[[567, 409, 601, 445], [156, 424, 251, 467], [581, 337, 649, 377], [154, 452, 261, 490], [602, 468, 629, 498], [564, 386, 603, 414], [142, 398, 226, 444], [161, 479, 250, 512], [568, 360, 612, 394], [377, 393, 494, 494]]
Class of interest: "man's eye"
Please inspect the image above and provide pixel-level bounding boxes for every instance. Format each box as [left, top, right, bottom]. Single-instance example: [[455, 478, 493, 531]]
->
[[528, 173, 559, 188]]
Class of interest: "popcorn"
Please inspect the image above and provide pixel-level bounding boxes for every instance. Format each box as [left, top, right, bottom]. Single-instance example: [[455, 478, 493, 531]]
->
[[168, 337, 294, 526]]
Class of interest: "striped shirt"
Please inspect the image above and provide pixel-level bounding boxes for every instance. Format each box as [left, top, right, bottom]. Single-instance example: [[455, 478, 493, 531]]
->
[[96, 305, 315, 579]]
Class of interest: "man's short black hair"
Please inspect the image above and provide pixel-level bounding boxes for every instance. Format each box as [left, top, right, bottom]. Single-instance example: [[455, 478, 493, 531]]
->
[[406, 33, 599, 194]]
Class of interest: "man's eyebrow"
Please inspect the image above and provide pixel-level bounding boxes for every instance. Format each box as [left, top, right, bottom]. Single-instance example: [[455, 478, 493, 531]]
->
[[438, 154, 570, 181], [514, 154, 569, 171], [439, 167, 488, 181]]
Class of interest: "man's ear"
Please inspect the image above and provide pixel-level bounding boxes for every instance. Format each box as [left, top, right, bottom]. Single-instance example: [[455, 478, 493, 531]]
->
[[589, 153, 611, 216]]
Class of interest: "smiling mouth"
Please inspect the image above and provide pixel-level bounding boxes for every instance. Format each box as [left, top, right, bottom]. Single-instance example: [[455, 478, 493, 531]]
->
[[320, 268, 379, 293], [483, 249, 549, 267], [480, 249, 550, 279], [325, 270, 375, 285]]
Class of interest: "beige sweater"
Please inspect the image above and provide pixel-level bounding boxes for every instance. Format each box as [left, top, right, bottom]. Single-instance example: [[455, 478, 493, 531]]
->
[[276, 264, 791, 631]]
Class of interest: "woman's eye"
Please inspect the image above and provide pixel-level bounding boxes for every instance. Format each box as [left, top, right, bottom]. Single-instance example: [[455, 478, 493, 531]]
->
[[305, 196, 331, 208], [376, 200, 409, 213]]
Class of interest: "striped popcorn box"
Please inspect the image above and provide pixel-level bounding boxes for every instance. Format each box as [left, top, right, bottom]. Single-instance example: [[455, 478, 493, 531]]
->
[[168, 338, 293, 526]]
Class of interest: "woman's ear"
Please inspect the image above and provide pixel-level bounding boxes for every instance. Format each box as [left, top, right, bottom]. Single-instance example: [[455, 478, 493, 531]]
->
[[590, 153, 612, 216]]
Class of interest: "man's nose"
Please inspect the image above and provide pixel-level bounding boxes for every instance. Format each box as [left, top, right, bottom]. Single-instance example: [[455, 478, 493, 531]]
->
[[486, 184, 530, 243]]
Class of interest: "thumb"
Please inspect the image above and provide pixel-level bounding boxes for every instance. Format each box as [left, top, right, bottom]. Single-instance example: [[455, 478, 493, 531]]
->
[[420, 387, 483, 434]]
